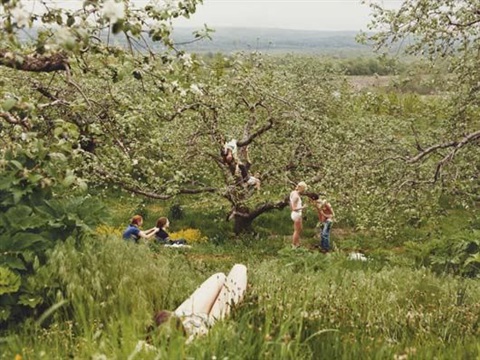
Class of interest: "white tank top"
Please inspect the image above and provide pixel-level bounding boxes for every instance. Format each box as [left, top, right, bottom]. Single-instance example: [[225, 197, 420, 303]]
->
[[290, 191, 302, 212]]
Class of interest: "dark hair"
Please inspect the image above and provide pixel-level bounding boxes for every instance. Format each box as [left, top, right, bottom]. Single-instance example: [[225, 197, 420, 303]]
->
[[147, 310, 186, 342], [305, 192, 319, 200], [156, 217, 168, 229], [154, 310, 173, 326]]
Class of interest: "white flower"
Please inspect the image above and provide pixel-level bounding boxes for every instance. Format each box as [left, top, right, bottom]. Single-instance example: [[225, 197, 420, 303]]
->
[[190, 83, 202, 95], [54, 27, 73, 46], [101, 0, 125, 23], [179, 89, 187, 97], [180, 53, 193, 68], [132, 159, 138, 165], [11, 5, 30, 28]]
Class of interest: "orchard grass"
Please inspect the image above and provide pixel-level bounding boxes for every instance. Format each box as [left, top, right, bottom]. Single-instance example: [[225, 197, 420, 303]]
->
[[1, 225, 479, 359]]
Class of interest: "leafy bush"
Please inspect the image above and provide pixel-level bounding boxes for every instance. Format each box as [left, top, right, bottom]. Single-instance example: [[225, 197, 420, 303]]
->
[[405, 230, 480, 278], [0, 145, 105, 327]]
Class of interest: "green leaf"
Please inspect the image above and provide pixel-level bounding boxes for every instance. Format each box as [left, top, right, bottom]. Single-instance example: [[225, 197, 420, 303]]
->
[[18, 294, 43, 308], [4, 205, 32, 227], [62, 175, 76, 187], [1, 98, 16, 111], [10, 233, 48, 252], [0, 267, 21, 296], [0, 255, 26, 271]]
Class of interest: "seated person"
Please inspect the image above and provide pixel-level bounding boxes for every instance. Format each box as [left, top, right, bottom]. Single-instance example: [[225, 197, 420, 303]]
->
[[155, 217, 187, 245], [150, 264, 247, 343], [122, 215, 158, 243]]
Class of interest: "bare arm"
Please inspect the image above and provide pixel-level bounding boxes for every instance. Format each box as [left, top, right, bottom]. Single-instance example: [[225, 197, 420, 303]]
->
[[139, 227, 158, 239]]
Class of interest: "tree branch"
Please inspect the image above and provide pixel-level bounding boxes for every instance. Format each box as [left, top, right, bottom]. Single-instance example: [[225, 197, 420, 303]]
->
[[434, 129, 480, 181], [0, 50, 69, 72], [237, 118, 274, 147], [0, 112, 31, 130]]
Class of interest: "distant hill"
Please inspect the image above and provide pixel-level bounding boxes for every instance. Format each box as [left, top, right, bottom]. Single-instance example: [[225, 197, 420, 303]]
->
[[19, 26, 373, 56], [172, 27, 372, 55]]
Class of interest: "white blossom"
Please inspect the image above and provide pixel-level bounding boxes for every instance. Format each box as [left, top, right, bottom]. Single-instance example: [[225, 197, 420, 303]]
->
[[180, 53, 193, 68], [101, 0, 125, 23], [10, 5, 30, 28], [132, 159, 138, 165], [190, 83, 202, 95], [54, 27, 74, 46], [179, 89, 187, 97]]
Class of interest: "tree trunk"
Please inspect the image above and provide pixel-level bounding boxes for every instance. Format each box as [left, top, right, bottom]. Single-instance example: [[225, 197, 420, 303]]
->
[[233, 213, 254, 235]]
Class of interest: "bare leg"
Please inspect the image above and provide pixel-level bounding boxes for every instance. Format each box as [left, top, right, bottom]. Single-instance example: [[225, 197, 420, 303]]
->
[[292, 219, 302, 247], [209, 264, 247, 320], [174, 273, 226, 317]]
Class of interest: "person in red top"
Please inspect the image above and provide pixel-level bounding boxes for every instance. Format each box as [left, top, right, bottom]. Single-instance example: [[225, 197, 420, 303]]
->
[[308, 194, 335, 253]]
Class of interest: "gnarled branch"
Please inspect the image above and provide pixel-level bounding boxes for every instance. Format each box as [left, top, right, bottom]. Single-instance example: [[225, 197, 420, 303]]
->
[[0, 50, 69, 72]]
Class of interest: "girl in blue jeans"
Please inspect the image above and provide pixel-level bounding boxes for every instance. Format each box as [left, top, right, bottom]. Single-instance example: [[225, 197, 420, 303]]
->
[[308, 194, 335, 252]]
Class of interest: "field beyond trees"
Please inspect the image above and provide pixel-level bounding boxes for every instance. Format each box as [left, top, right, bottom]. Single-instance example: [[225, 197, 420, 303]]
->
[[1, 1, 479, 359]]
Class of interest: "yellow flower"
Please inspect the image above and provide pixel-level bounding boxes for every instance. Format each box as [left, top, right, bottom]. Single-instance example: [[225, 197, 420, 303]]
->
[[169, 228, 207, 244], [95, 224, 123, 237]]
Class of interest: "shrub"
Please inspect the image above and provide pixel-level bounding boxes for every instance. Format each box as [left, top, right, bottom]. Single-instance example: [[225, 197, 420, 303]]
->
[[0, 145, 105, 327]]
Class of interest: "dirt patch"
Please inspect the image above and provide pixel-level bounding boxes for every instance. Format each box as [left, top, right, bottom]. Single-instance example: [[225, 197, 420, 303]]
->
[[347, 75, 396, 91]]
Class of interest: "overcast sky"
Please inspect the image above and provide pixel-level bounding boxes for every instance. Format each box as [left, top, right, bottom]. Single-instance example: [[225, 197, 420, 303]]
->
[[44, 0, 403, 31], [173, 0, 402, 31]]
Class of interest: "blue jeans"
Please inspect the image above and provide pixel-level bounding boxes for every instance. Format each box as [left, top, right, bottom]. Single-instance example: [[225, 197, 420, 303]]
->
[[320, 220, 332, 251]]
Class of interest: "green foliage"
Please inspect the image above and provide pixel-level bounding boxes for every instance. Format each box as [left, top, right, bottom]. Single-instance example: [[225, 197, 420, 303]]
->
[[405, 230, 480, 278], [2, 233, 480, 359], [0, 144, 105, 327]]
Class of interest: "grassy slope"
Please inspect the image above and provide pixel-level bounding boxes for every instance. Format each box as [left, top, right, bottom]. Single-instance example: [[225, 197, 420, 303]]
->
[[2, 193, 478, 359]]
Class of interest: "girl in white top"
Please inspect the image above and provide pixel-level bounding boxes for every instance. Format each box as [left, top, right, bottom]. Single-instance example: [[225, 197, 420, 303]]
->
[[289, 181, 308, 248]]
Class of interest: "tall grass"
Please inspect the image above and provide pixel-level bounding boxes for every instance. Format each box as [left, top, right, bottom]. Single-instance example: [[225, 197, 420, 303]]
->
[[2, 234, 479, 359]]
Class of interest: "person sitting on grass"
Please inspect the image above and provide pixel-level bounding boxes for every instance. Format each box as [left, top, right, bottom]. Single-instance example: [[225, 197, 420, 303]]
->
[[155, 217, 187, 245], [122, 215, 158, 243], [148, 264, 247, 344]]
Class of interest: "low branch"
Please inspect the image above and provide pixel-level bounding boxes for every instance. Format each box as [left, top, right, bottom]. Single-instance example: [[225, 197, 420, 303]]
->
[[0, 50, 69, 72], [406, 140, 458, 163], [248, 196, 290, 220], [434, 129, 480, 181], [237, 118, 274, 147], [0, 111, 31, 130]]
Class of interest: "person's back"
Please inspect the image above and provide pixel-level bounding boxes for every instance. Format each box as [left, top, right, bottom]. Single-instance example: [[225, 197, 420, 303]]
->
[[123, 224, 140, 242]]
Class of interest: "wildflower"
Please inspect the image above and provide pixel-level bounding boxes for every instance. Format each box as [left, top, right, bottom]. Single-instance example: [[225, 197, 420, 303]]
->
[[101, 0, 125, 23]]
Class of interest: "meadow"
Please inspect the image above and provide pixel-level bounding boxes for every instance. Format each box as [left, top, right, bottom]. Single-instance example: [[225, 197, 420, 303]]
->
[[2, 194, 479, 360]]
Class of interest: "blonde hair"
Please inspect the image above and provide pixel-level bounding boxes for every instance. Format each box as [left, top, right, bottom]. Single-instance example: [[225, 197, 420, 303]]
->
[[296, 181, 307, 190]]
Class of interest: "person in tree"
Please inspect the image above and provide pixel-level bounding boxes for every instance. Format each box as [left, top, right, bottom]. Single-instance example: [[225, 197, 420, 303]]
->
[[155, 217, 187, 245], [235, 144, 261, 190], [122, 215, 158, 243], [221, 139, 238, 165], [289, 181, 308, 248], [308, 193, 335, 253], [149, 264, 247, 344]]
